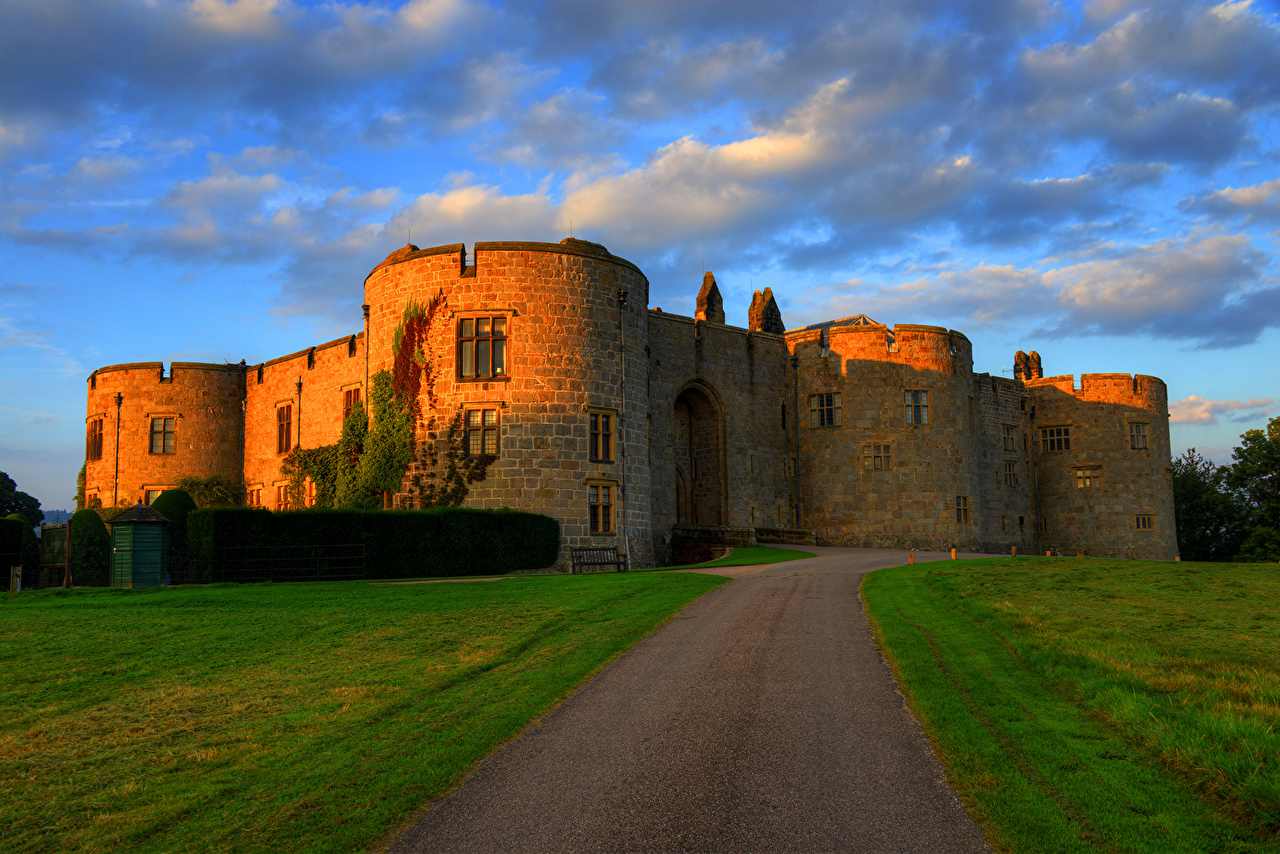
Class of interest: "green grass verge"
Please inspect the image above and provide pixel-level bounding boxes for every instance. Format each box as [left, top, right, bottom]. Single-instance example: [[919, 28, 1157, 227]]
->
[[0, 572, 726, 853], [637, 545, 817, 572], [863, 556, 1280, 853]]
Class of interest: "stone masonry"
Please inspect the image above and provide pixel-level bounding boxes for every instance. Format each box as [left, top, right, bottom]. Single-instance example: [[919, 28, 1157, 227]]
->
[[85, 237, 1179, 563]]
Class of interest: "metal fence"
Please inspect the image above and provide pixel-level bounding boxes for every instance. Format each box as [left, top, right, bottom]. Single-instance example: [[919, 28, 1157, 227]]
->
[[206, 543, 366, 584]]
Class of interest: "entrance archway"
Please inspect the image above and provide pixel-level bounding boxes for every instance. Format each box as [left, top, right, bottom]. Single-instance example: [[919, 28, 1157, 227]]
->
[[674, 385, 724, 526]]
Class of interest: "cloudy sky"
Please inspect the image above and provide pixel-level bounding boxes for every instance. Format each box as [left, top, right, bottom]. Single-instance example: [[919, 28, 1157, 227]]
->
[[3, 0, 1279, 511]]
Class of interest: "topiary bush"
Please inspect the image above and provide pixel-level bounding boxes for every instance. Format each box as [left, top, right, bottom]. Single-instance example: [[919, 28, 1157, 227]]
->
[[150, 489, 198, 543], [69, 509, 110, 587]]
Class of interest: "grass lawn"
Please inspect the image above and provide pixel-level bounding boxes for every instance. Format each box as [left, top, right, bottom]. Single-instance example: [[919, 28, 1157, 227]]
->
[[863, 556, 1280, 853], [638, 545, 817, 571], [0, 571, 726, 853]]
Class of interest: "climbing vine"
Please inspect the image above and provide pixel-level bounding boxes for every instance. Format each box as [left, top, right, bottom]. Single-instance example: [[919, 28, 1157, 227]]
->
[[281, 292, 493, 510]]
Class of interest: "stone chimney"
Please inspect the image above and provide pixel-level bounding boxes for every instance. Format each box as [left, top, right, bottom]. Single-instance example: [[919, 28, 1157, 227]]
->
[[695, 272, 725, 324], [748, 287, 785, 335]]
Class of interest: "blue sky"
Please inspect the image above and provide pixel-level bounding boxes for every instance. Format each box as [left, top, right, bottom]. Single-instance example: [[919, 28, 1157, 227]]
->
[[3, 0, 1280, 512]]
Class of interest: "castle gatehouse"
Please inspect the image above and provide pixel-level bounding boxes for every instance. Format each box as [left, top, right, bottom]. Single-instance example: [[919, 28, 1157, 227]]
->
[[83, 238, 1178, 564]]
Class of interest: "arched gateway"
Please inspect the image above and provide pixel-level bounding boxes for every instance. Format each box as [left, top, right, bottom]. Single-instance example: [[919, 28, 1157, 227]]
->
[[673, 385, 725, 526]]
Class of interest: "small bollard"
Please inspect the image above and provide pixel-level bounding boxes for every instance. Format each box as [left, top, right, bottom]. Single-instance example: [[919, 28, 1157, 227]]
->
[[1046, 549, 1052, 557], [1175, 555, 1181, 562], [950, 547, 957, 560], [908, 553, 915, 565], [1011, 546, 1017, 557]]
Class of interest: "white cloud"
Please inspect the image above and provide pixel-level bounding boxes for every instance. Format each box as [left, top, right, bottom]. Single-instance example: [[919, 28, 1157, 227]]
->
[[1170, 394, 1274, 424], [388, 184, 557, 245], [1183, 178, 1280, 222], [188, 0, 287, 36]]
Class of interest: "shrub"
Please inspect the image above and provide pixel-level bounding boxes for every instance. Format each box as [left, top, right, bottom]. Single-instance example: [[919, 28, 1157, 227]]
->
[[70, 509, 110, 587], [150, 489, 198, 543]]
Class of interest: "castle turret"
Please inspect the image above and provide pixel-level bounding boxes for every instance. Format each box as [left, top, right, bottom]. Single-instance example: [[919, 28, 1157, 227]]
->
[[363, 238, 653, 568], [1027, 372, 1176, 558], [695, 272, 725, 324], [748, 288, 785, 335], [84, 362, 246, 507]]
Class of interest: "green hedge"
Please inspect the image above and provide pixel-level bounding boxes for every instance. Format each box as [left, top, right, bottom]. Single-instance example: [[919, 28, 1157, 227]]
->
[[70, 510, 111, 587], [0, 516, 24, 571], [188, 507, 559, 582]]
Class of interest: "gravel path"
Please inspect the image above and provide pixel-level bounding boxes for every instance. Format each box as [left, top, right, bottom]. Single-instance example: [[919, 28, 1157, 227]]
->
[[386, 546, 990, 853]]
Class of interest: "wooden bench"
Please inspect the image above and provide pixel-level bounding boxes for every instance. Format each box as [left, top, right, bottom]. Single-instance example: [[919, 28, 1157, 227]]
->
[[570, 546, 628, 574]]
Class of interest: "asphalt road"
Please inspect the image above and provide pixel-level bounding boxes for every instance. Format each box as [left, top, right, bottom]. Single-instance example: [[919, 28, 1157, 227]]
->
[[386, 547, 990, 853]]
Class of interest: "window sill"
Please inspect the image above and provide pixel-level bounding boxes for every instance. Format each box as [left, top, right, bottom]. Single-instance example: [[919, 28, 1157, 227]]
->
[[589, 531, 618, 537], [456, 375, 512, 383]]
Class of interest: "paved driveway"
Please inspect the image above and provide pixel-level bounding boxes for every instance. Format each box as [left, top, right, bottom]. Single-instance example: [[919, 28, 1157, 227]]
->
[[387, 547, 990, 853]]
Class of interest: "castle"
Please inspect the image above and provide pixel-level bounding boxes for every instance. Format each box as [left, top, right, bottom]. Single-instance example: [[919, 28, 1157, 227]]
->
[[83, 239, 1178, 565]]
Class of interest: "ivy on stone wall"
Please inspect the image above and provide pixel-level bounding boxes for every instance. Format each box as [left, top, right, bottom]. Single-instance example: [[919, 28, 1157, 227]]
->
[[393, 292, 448, 420], [281, 293, 493, 510]]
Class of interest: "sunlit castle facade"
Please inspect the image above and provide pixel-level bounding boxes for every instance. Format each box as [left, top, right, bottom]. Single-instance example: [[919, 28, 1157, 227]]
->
[[84, 238, 1178, 565]]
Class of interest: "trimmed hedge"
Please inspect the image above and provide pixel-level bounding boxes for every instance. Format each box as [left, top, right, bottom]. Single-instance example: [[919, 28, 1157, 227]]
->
[[188, 507, 560, 582], [70, 510, 111, 587], [0, 516, 24, 571]]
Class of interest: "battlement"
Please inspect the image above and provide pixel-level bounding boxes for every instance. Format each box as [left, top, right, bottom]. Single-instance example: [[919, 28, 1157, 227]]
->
[[788, 320, 973, 375], [89, 361, 245, 388], [1027, 372, 1167, 410], [365, 239, 647, 285]]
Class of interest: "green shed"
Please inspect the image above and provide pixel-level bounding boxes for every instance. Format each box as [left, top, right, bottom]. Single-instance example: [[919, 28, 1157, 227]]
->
[[109, 504, 170, 588]]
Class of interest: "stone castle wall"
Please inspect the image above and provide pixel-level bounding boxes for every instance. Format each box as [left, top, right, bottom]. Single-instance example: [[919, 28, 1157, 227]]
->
[[243, 334, 365, 506], [646, 312, 792, 565], [972, 374, 1038, 553], [1028, 373, 1176, 558], [84, 362, 245, 506]]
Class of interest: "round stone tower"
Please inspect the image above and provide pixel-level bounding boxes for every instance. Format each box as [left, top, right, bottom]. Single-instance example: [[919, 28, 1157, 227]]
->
[[363, 238, 653, 567], [1027, 372, 1176, 558], [789, 320, 992, 551], [84, 362, 246, 507]]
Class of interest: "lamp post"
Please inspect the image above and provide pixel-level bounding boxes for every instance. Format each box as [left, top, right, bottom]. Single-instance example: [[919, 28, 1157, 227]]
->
[[296, 377, 303, 450], [113, 392, 123, 507]]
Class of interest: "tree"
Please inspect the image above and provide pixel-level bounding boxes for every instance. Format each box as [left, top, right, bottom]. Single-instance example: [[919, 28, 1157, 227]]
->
[[0, 472, 43, 527], [1226, 416, 1280, 561], [1171, 449, 1248, 561]]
